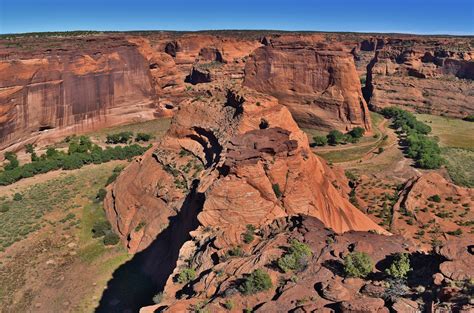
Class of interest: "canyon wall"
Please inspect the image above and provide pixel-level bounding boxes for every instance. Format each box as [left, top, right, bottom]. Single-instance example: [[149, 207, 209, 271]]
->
[[355, 37, 474, 118], [244, 36, 372, 132], [0, 37, 159, 151], [1, 32, 473, 153]]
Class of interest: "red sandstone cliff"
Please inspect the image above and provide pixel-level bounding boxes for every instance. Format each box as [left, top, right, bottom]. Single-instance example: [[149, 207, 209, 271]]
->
[[244, 37, 372, 132]]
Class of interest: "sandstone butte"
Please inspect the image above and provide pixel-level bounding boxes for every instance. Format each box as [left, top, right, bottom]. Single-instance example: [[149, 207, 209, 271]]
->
[[1, 32, 473, 154], [104, 87, 386, 254]]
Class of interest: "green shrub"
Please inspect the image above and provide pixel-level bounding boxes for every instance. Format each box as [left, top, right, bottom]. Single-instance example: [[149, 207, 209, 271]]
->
[[447, 228, 463, 236], [13, 193, 23, 201], [327, 130, 345, 145], [343, 251, 374, 278], [4, 151, 19, 170], [95, 188, 107, 202], [348, 127, 365, 139], [277, 239, 312, 273], [103, 232, 120, 246], [312, 135, 328, 146], [223, 300, 234, 310], [227, 246, 244, 257], [385, 253, 411, 279], [92, 220, 112, 238], [463, 115, 474, 122], [272, 183, 282, 198], [239, 269, 273, 295], [243, 224, 255, 243], [135, 132, 153, 142], [106, 131, 133, 144], [428, 195, 441, 203], [176, 267, 196, 284]]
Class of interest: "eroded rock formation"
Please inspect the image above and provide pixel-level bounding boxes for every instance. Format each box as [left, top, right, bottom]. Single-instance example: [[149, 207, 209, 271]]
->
[[104, 88, 385, 254], [244, 38, 372, 132]]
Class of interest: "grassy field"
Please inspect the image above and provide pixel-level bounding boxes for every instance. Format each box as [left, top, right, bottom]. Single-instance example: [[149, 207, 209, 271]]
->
[[415, 114, 474, 187], [0, 162, 131, 312], [89, 118, 171, 143], [415, 114, 474, 149], [312, 112, 388, 163]]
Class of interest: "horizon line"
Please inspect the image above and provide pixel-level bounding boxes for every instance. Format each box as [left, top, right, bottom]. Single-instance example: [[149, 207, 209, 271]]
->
[[1, 28, 473, 37]]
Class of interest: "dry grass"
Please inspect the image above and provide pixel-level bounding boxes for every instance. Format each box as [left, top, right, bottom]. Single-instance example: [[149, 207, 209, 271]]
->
[[415, 114, 474, 149]]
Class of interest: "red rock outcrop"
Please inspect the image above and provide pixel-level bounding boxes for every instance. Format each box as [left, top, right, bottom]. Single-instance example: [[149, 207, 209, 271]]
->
[[391, 172, 473, 248], [359, 37, 474, 118], [139, 215, 419, 312], [0, 36, 158, 151], [105, 88, 385, 253], [244, 38, 372, 132]]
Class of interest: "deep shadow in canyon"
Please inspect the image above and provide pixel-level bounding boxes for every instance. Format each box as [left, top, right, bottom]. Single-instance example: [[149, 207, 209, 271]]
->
[[95, 181, 204, 313]]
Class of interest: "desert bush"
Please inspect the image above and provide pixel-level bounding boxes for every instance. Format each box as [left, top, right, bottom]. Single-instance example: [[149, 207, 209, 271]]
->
[[103, 232, 120, 245], [348, 127, 365, 139], [385, 253, 411, 279], [343, 251, 374, 278], [272, 183, 282, 198], [239, 269, 273, 295], [135, 132, 153, 142], [243, 224, 255, 243], [428, 195, 441, 203], [223, 299, 234, 310], [277, 239, 312, 273], [176, 267, 196, 284], [92, 220, 112, 238], [13, 193, 23, 201], [95, 188, 107, 202]]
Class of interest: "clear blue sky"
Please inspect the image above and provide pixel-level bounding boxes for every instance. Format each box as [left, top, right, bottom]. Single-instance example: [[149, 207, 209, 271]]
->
[[1, 0, 473, 35]]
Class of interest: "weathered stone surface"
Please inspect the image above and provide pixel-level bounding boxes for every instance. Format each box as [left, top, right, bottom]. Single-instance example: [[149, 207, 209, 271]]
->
[[244, 40, 372, 132], [105, 87, 385, 253]]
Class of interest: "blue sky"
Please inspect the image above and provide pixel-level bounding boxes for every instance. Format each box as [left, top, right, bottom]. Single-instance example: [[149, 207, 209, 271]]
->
[[1, 0, 473, 35]]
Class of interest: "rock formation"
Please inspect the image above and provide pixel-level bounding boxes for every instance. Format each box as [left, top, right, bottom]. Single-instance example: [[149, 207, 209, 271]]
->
[[391, 172, 473, 249], [358, 37, 474, 118], [244, 37, 372, 132], [0, 36, 157, 151], [139, 215, 473, 313], [104, 87, 385, 253]]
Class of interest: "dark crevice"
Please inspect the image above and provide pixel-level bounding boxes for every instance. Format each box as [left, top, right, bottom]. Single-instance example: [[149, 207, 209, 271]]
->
[[95, 180, 205, 313], [362, 51, 379, 107]]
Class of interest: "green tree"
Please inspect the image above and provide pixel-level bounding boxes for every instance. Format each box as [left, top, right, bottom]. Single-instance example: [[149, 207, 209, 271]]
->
[[343, 251, 374, 278], [4, 151, 19, 170], [327, 130, 345, 145], [312, 135, 328, 146], [348, 127, 365, 139], [385, 253, 411, 279]]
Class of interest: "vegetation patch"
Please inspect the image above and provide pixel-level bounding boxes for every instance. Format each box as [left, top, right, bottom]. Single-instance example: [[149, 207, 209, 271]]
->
[[277, 239, 312, 273], [343, 251, 374, 278], [239, 269, 273, 295], [0, 136, 148, 186]]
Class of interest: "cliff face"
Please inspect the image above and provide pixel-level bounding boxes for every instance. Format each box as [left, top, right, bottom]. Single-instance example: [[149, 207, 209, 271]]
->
[[356, 37, 474, 118], [0, 37, 160, 150], [244, 38, 372, 132], [104, 88, 385, 254], [1, 32, 473, 152]]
